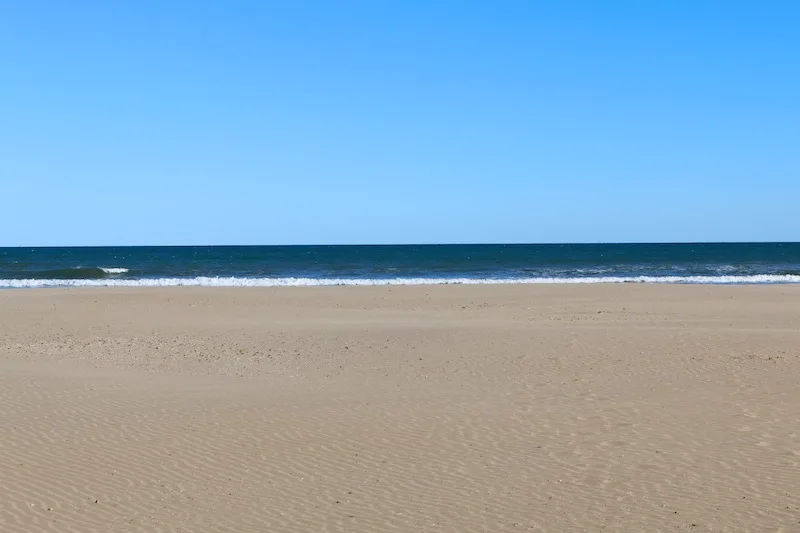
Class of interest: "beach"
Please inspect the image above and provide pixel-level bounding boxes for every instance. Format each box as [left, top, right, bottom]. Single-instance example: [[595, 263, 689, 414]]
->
[[1, 285, 799, 532]]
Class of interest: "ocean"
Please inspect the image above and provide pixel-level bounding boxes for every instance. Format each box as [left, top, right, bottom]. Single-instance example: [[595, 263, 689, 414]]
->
[[1, 243, 799, 288]]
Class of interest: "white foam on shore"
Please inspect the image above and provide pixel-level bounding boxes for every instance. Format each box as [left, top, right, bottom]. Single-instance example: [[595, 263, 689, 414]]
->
[[2, 274, 800, 289]]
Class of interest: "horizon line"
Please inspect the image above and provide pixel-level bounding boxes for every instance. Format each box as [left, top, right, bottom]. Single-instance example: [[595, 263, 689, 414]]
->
[[2, 241, 799, 249]]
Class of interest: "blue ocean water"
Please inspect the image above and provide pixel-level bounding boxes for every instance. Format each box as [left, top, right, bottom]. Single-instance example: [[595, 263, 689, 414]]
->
[[1, 244, 799, 288]]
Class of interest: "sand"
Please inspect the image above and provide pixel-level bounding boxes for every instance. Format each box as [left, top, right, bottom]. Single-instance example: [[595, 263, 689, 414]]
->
[[1, 285, 799, 532]]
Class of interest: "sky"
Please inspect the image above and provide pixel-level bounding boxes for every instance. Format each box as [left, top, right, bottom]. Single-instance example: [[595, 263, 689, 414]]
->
[[1, 1, 798, 246]]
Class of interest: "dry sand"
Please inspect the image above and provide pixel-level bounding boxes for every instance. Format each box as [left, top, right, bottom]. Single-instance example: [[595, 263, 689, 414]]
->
[[1, 285, 799, 532]]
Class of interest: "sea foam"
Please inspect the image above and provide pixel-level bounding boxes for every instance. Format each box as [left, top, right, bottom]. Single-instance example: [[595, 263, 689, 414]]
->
[[2, 274, 799, 289], [100, 267, 130, 274]]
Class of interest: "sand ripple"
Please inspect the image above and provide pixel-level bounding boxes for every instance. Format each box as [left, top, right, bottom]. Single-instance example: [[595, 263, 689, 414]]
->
[[1, 285, 799, 532]]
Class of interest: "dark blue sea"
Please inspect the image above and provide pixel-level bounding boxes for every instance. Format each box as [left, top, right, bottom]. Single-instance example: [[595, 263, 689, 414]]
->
[[1, 243, 799, 288]]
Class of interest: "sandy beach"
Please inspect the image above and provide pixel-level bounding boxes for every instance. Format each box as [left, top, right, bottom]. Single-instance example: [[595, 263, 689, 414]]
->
[[1, 285, 798, 532]]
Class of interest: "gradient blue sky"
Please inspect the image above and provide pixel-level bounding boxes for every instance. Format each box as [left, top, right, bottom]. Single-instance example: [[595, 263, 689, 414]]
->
[[2, 1, 798, 246]]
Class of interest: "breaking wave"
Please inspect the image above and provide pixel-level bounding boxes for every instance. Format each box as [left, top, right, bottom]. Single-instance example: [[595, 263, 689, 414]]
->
[[100, 267, 129, 274], [2, 274, 800, 289], [14, 267, 130, 280]]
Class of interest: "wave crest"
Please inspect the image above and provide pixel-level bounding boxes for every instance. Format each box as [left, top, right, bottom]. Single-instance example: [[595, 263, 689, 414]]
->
[[100, 267, 129, 274], [17, 267, 130, 280]]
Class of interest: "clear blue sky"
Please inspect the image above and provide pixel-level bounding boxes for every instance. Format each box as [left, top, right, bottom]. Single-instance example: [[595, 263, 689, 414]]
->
[[2, 1, 798, 246]]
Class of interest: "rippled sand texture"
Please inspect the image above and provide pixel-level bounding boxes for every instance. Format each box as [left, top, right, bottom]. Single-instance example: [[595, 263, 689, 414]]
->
[[1, 285, 799, 532]]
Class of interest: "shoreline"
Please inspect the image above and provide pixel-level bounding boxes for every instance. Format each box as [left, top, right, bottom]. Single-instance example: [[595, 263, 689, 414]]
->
[[3, 273, 800, 289]]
